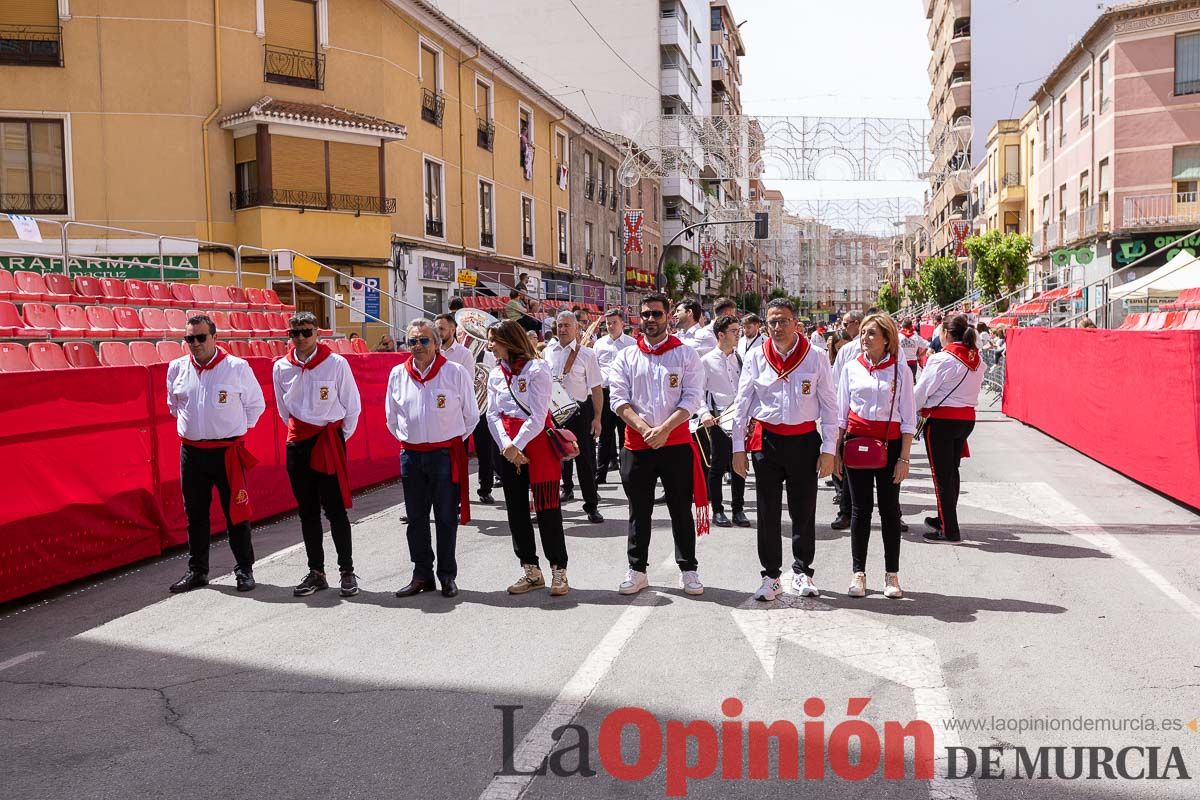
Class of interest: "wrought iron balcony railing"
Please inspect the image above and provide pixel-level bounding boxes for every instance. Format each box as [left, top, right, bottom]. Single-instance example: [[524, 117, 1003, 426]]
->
[[1002, 172, 1022, 188], [264, 45, 325, 90], [610, 192, 618, 211], [558, 250, 568, 265], [477, 118, 495, 151], [597, 184, 608, 205], [481, 232, 494, 249], [1, 192, 67, 214], [523, 240, 534, 257], [585, 251, 595, 270], [426, 218, 444, 237], [422, 88, 446, 127], [584, 177, 595, 200], [231, 188, 395, 214], [0, 24, 63, 67]]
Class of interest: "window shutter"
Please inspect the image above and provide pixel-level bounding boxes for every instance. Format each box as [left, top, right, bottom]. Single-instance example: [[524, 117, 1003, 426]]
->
[[265, 0, 316, 53], [234, 134, 257, 165], [0, 0, 58, 26], [1173, 145, 1200, 181], [328, 142, 377, 197], [271, 135, 326, 195]]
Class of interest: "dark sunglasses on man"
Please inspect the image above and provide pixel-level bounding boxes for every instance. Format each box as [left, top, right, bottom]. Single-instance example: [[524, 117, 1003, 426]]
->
[[640, 310, 665, 320], [406, 336, 433, 347], [184, 333, 208, 344], [288, 329, 316, 339]]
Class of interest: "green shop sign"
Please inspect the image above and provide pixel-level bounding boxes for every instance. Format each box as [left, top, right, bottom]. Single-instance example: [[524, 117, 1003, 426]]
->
[[1051, 247, 1094, 267], [0, 254, 199, 280], [1113, 233, 1200, 268]]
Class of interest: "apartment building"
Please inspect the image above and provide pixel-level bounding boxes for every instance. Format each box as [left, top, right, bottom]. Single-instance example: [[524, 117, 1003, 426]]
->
[[925, 0, 973, 259], [562, 127, 624, 309], [971, 119, 1025, 236]]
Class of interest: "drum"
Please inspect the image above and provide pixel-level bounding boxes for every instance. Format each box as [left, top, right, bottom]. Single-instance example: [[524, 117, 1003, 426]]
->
[[550, 382, 579, 427]]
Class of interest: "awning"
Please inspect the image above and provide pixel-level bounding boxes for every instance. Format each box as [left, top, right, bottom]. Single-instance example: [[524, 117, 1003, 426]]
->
[[1110, 250, 1200, 300], [220, 96, 407, 142], [1011, 301, 1050, 316]]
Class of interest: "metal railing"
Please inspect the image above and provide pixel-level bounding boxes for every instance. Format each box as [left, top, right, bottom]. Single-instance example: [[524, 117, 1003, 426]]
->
[[480, 232, 494, 249], [477, 118, 494, 151], [1082, 202, 1106, 238], [231, 188, 396, 214], [263, 45, 324, 90], [597, 184, 608, 205], [1047, 221, 1061, 248], [425, 218, 444, 237], [1123, 192, 1200, 228], [421, 88, 445, 127], [1, 192, 67, 215], [584, 177, 595, 200], [1002, 172, 1022, 187], [0, 24, 63, 67]]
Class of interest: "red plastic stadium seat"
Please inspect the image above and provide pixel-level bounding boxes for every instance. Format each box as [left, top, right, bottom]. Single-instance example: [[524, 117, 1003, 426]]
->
[[209, 310, 231, 333], [24, 302, 81, 337], [1118, 313, 1140, 330], [145, 281, 176, 307], [227, 311, 254, 338], [0, 342, 34, 372], [112, 307, 148, 337], [249, 340, 272, 358], [84, 305, 121, 337], [29, 341, 71, 370], [138, 307, 169, 338], [125, 279, 153, 306], [43, 273, 85, 303], [73, 276, 106, 305], [54, 305, 92, 337], [100, 277, 130, 305], [1144, 312, 1168, 331], [226, 340, 252, 358], [63, 341, 101, 368], [1181, 310, 1200, 330], [264, 288, 294, 311], [331, 338, 353, 354], [171, 282, 197, 307], [244, 287, 269, 309], [0, 300, 49, 337], [1164, 311, 1188, 329], [266, 311, 288, 334], [98, 341, 134, 366], [0, 269, 15, 301], [190, 284, 216, 308], [164, 308, 188, 334], [227, 286, 251, 309], [209, 285, 237, 309], [1185, 288, 1200, 310], [248, 311, 273, 336], [11, 270, 52, 302], [156, 340, 186, 361], [268, 340, 288, 358], [351, 337, 368, 354], [129, 340, 161, 365]]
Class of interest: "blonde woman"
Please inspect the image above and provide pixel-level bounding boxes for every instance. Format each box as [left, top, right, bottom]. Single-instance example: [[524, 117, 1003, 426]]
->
[[834, 313, 916, 599]]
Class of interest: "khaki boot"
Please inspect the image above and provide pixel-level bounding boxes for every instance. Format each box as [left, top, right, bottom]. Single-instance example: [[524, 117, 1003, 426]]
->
[[550, 567, 569, 596], [507, 564, 545, 594]]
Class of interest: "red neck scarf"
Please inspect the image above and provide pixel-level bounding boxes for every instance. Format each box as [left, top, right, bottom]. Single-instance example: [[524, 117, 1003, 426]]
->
[[637, 334, 683, 355], [500, 358, 529, 385], [406, 352, 447, 385], [287, 342, 333, 371], [943, 342, 981, 371], [191, 347, 227, 373], [901, 327, 914, 337], [858, 353, 898, 373], [763, 334, 809, 378]]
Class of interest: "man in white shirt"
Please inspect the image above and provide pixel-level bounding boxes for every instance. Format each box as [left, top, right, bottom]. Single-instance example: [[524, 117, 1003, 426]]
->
[[166, 314, 267, 594], [610, 293, 707, 597], [673, 298, 718, 356], [809, 323, 829, 351], [544, 311, 605, 524], [273, 311, 363, 598], [737, 313, 764, 359], [592, 309, 637, 483], [703, 297, 737, 335], [387, 319, 479, 599], [732, 298, 838, 601], [829, 311, 863, 531], [698, 315, 749, 528], [435, 311, 495, 503], [435, 312, 478, 376]]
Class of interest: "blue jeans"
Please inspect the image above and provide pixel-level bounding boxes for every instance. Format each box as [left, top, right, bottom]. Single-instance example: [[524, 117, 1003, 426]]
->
[[401, 448, 460, 582]]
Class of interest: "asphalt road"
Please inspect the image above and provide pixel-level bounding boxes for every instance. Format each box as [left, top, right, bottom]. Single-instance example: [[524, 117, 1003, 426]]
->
[[2, 404, 1199, 800]]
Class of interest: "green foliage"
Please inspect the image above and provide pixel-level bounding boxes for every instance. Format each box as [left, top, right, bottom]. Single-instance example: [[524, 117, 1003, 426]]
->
[[920, 256, 967, 308], [876, 282, 901, 314], [768, 287, 789, 301], [740, 292, 761, 314], [964, 230, 1033, 301], [903, 274, 928, 306], [662, 261, 702, 300]]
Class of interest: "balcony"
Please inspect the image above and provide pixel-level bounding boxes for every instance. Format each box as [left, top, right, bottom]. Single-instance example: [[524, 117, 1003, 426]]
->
[[1, 192, 67, 215], [949, 79, 970, 113], [584, 177, 595, 200], [523, 239, 534, 258], [1063, 211, 1080, 244], [1047, 221, 1061, 249], [1000, 172, 1025, 204], [585, 251, 595, 271], [1081, 203, 1108, 238], [233, 200, 392, 261], [477, 118, 495, 151], [232, 188, 395, 215], [610, 191, 618, 211], [425, 218, 444, 238], [422, 88, 445, 127], [264, 45, 325, 90], [950, 33, 970, 68], [661, 64, 688, 99], [481, 232, 494, 249], [659, 16, 688, 51], [1122, 192, 1200, 229], [597, 183, 608, 206], [0, 24, 63, 67]]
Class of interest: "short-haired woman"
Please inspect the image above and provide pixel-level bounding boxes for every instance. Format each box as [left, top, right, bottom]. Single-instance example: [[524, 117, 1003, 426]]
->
[[485, 319, 569, 596], [834, 313, 916, 599], [915, 313, 985, 545]]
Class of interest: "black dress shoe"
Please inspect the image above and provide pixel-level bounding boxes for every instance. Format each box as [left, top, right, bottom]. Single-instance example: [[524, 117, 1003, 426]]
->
[[440, 579, 459, 598], [830, 514, 851, 530], [713, 510, 732, 527], [732, 510, 752, 527], [478, 493, 494, 504], [586, 510, 605, 524], [169, 571, 208, 593], [923, 530, 962, 544], [234, 568, 255, 592], [596, 474, 607, 485], [560, 489, 576, 503], [924, 516, 942, 530], [395, 578, 437, 597], [900, 521, 910, 533]]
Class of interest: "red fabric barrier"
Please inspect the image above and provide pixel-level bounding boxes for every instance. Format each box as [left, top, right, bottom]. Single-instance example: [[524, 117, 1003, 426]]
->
[[0, 354, 408, 604], [920, 324, 935, 340], [1003, 328, 1200, 510]]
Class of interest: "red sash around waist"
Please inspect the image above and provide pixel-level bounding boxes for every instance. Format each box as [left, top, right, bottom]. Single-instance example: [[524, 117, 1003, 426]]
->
[[846, 411, 902, 441], [920, 406, 976, 421], [181, 437, 258, 525], [621, 418, 710, 536], [623, 422, 692, 451], [402, 437, 470, 523], [500, 414, 560, 511], [288, 418, 352, 510], [745, 419, 817, 453]]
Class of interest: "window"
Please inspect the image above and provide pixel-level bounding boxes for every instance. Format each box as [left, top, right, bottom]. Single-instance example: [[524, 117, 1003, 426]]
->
[[1080, 72, 1091, 128], [479, 180, 494, 249], [608, 166, 617, 209], [265, 0, 323, 89], [557, 210, 568, 264], [584, 222, 594, 268], [519, 106, 533, 143], [1177, 32, 1200, 95], [1057, 96, 1067, 145], [1004, 144, 1019, 186], [555, 130, 567, 165], [1099, 157, 1111, 222], [711, 6, 722, 30], [1099, 53, 1110, 110], [475, 77, 493, 118], [0, 0, 62, 67], [1029, 134, 1036, 176], [0, 118, 67, 214], [608, 229, 617, 258], [424, 158, 444, 238], [1173, 145, 1200, 203], [597, 158, 607, 204], [521, 196, 534, 257], [652, 187, 658, 220], [1079, 171, 1090, 209], [419, 41, 442, 92], [583, 151, 594, 199], [1042, 111, 1051, 159]]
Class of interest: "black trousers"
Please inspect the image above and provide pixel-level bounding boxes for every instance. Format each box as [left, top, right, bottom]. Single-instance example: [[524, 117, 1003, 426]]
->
[[181, 444, 255, 575], [497, 455, 568, 569], [845, 437, 903, 573], [597, 388, 625, 474], [621, 443, 697, 572], [286, 435, 353, 574], [401, 448, 460, 582], [560, 403, 600, 513], [699, 425, 745, 514], [474, 415, 498, 497], [924, 418, 974, 538], [751, 430, 821, 579]]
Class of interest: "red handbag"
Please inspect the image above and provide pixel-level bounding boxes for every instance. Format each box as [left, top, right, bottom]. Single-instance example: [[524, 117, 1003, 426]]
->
[[842, 361, 897, 471], [507, 381, 579, 461]]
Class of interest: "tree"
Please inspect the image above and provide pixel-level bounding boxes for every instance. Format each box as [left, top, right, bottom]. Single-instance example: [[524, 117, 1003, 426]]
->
[[877, 282, 901, 314], [768, 287, 789, 301], [903, 274, 928, 306], [662, 261, 703, 300], [964, 230, 1033, 301], [920, 256, 967, 308], [740, 292, 761, 314]]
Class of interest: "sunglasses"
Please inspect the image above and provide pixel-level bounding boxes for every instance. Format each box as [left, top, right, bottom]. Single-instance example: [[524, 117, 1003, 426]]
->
[[640, 310, 665, 320], [184, 334, 208, 344], [288, 329, 315, 339], [406, 336, 433, 347]]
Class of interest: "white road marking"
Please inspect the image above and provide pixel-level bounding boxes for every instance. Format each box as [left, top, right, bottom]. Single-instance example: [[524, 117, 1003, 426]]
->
[[732, 592, 977, 800], [0, 651, 45, 672]]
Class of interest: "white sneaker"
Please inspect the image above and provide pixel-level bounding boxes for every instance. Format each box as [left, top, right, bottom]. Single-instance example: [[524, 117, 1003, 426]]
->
[[753, 575, 781, 602], [792, 573, 820, 597], [680, 570, 704, 595], [883, 572, 903, 599], [847, 572, 867, 598], [618, 569, 648, 595]]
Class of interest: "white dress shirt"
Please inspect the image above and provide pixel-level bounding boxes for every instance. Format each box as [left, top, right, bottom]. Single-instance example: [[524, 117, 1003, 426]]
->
[[732, 337, 838, 455], [699, 347, 741, 422], [837, 355, 917, 435], [914, 351, 985, 411], [167, 352, 266, 440], [809, 330, 828, 350], [486, 358, 552, 450], [442, 340, 478, 378], [593, 332, 637, 383], [272, 350, 362, 438], [609, 338, 704, 426], [678, 323, 718, 356], [385, 357, 478, 444], [899, 332, 928, 364], [832, 335, 863, 385], [543, 339, 602, 403], [737, 331, 763, 359]]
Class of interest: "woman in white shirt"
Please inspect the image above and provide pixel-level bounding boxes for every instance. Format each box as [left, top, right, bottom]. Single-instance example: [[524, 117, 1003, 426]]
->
[[485, 319, 570, 597], [834, 313, 917, 599]]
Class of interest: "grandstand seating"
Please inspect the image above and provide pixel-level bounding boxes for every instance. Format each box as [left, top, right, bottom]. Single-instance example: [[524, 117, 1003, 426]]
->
[[352, 337, 369, 354], [84, 305, 121, 337], [0, 301, 48, 337], [73, 276, 106, 304], [24, 303, 80, 337], [156, 340, 185, 361], [28, 341, 71, 370], [0, 342, 34, 372], [99, 277, 130, 304], [129, 341, 161, 366], [54, 305, 92, 337], [16, 271, 69, 303], [64, 341, 101, 368], [99, 341, 134, 366]]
